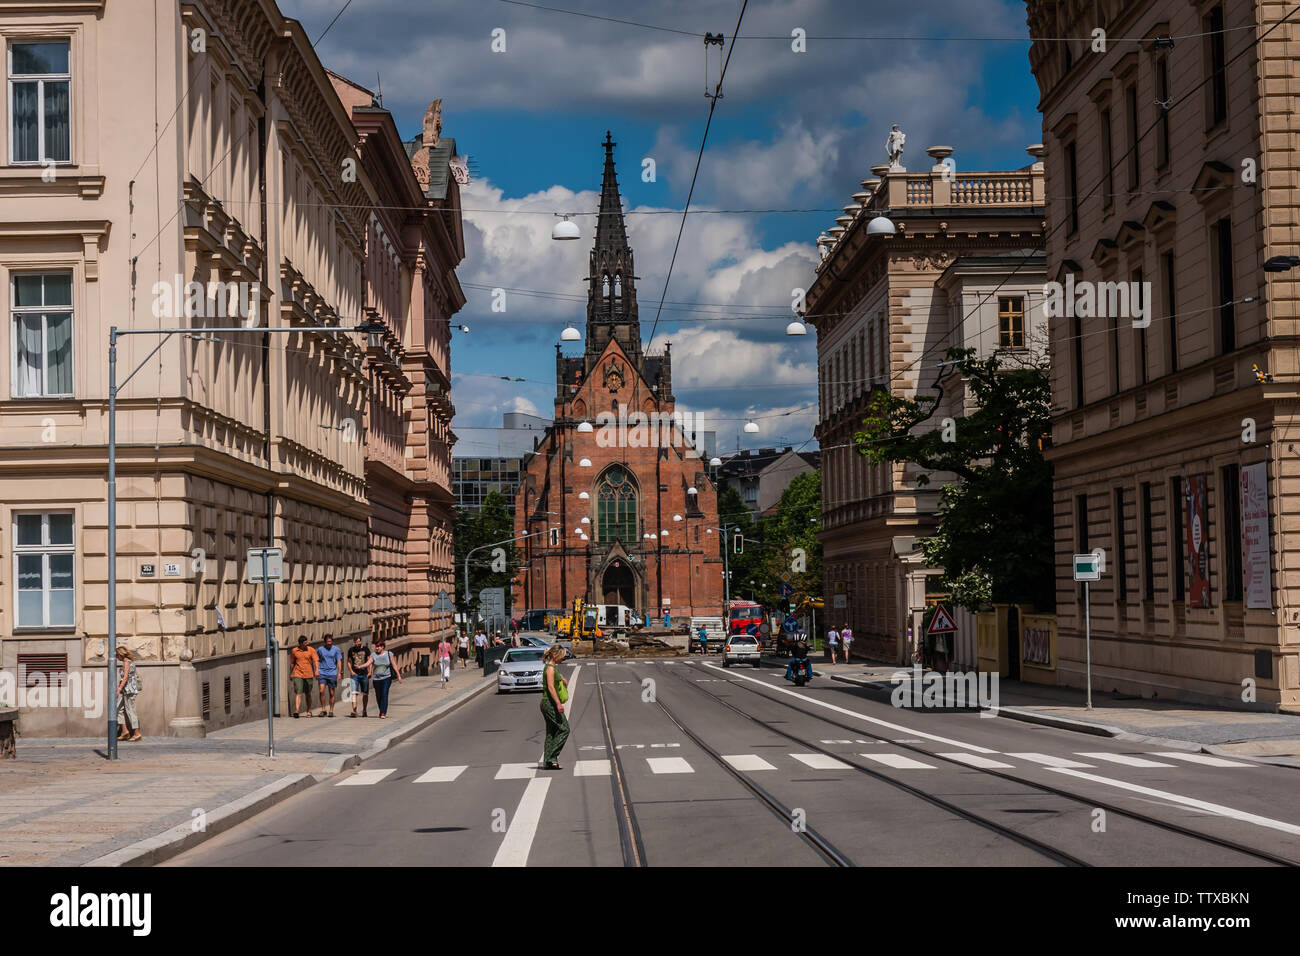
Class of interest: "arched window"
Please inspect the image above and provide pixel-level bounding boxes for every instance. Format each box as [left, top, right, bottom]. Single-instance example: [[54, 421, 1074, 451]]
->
[[602, 274, 610, 298], [613, 274, 622, 299], [596, 465, 638, 543]]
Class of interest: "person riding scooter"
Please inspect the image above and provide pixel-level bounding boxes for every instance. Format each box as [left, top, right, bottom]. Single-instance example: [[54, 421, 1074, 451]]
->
[[785, 639, 811, 682]]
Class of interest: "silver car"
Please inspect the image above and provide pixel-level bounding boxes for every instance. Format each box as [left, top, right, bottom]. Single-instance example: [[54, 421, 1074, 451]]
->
[[723, 634, 761, 668], [496, 647, 548, 693]]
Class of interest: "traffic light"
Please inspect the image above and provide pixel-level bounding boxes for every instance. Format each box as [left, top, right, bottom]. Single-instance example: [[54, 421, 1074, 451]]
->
[[734, 533, 743, 554]]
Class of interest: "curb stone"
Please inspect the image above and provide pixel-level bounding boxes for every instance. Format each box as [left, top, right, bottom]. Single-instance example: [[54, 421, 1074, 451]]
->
[[83, 773, 314, 867], [827, 672, 1300, 770], [86, 674, 497, 867]]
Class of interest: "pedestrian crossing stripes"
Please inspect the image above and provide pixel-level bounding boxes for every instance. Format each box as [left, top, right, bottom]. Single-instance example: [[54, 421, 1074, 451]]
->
[[335, 749, 1260, 785]]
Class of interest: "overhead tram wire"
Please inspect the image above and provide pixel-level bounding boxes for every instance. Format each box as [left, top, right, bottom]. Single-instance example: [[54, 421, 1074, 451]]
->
[[645, 0, 749, 351], [495, 0, 1257, 44]]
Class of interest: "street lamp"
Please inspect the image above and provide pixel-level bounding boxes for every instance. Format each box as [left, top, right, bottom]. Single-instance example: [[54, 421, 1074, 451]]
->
[[106, 318, 385, 759], [576, 420, 594, 433], [744, 420, 759, 434], [866, 214, 897, 235], [561, 324, 581, 341], [552, 214, 580, 240]]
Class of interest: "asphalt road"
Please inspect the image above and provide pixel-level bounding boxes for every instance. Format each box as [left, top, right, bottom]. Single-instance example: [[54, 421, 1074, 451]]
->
[[166, 658, 1300, 867]]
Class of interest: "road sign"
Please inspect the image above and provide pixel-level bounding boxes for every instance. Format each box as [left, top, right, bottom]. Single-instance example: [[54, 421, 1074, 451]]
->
[[433, 589, 455, 614], [1073, 553, 1101, 582], [246, 547, 283, 584], [780, 582, 793, 598], [927, 604, 957, 634]]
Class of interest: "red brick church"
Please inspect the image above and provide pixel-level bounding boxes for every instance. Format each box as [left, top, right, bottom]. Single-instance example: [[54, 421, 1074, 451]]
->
[[515, 134, 724, 621]]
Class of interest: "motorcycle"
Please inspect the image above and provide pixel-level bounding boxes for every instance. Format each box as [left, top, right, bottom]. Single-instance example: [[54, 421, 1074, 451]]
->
[[785, 655, 812, 687]]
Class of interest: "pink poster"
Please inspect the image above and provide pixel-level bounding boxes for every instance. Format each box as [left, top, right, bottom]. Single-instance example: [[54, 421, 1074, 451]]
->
[[1241, 462, 1271, 610]]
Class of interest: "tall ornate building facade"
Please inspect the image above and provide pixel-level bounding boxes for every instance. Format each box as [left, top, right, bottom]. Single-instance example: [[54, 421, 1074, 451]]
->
[[1026, 0, 1299, 708], [0, 0, 462, 735], [515, 135, 724, 621], [806, 143, 1047, 667]]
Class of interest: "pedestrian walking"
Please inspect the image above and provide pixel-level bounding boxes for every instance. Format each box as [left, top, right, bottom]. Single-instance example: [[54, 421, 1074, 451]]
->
[[473, 628, 487, 666], [539, 644, 570, 770], [346, 639, 372, 717], [841, 624, 854, 664], [826, 626, 840, 665], [316, 635, 343, 717], [289, 636, 318, 717], [115, 646, 143, 741], [436, 634, 453, 684], [369, 638, 402, 718], [457, 630, 470, 668], [696, 623, 708, 656]]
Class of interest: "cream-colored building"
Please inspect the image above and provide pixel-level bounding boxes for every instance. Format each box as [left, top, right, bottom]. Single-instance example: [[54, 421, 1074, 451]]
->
[[1026, 0, 1298, 708], [806, 146, 1046, 667], [0, 0, 461, 735]]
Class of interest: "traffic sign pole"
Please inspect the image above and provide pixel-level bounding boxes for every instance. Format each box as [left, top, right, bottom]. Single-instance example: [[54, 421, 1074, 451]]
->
[[1084, 581, 1092, 710]]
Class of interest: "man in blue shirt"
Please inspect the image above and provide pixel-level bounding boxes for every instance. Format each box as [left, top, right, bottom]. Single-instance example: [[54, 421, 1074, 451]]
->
[[316, 635, 344, 717]]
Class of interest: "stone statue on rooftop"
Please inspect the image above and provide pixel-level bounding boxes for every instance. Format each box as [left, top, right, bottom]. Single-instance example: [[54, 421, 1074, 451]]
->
[[886, 124, 906, 170]]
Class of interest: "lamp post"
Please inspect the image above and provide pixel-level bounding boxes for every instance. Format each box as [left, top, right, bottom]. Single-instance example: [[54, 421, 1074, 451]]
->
[[106, 319, 383, 760]]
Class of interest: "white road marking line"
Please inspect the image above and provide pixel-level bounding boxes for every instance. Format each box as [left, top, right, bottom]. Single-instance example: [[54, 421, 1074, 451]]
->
[[1007, 752, 1096, 768], [336, 769, 396, 786], [1048, 767, 1300, 836], [496, 762, 538, 780], [859, 753, 936, 770], [790, 753, 852, 770], [701, 663, 997, 753], [574, 759, 611, 777], [492, 777, 552, 867], [1152, 752, 1254, 768], [413, 765, 467, 783], [820, 739, 852, 744], [722, 754, 777, 772], [938, 752, 1016, 769], [646, 756, 694, 774], [1076, 752, 1176, 768]]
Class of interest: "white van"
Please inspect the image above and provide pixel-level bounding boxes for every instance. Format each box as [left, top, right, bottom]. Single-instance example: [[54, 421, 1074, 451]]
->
[[598, 604, 642, 628]]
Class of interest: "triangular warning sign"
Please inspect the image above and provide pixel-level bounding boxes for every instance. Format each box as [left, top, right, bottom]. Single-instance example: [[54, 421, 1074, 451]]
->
[[927, 604, 957, 634]]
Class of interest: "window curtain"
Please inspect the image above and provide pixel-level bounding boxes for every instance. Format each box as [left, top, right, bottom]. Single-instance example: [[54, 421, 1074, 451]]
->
[[14, 314, 42, 396], [11, 82, 38, 162], [43, 80, 70, 162], [45, 312, 72, 394]]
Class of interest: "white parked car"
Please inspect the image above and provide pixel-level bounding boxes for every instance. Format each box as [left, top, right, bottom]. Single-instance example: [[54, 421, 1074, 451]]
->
[[723, 634, 761, 668], [496, 647, 548, 693]]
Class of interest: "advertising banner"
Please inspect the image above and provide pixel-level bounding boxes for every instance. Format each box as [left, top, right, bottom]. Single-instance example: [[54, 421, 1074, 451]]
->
[[1241, 462, 1272, 610], [1186, 475, 1211, 608]]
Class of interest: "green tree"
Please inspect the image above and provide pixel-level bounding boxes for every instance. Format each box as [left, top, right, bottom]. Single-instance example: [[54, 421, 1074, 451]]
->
[[854, 348, 1054, 612], [760, 471, 822, 606], [453, 490, 519, 617], [717, 485, 760, 602]]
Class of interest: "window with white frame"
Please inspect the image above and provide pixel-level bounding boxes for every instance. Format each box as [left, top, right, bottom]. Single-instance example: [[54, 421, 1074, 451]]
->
[[8, 40, 70, 165], [14, 511, 75, 628], [12, 271, 73, 397]]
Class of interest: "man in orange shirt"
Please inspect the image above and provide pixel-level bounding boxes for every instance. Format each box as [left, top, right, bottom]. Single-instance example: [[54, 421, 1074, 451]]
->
[[289, 636, 318, 718]]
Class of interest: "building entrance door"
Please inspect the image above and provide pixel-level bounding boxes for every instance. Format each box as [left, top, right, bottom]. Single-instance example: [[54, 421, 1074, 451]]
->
[[601, 561, 635, 609]]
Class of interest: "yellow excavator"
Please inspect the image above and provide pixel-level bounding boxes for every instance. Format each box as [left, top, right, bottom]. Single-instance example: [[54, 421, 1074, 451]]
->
[[555, 598, 602, 641]]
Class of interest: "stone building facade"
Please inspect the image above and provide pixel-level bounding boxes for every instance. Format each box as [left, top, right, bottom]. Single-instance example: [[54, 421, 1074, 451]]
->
[[0, 0, 461, 735], [515, 135, 724, 621], [806, 145, 1047, 664], [1026, 0, 1299, 708]]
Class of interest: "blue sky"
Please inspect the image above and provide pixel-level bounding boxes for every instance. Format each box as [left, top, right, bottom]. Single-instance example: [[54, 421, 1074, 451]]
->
[[284, 0, 1044, 454]]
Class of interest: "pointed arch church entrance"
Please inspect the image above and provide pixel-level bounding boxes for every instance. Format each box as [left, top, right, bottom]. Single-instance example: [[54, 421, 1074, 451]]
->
[[601, 560, 636, 609]]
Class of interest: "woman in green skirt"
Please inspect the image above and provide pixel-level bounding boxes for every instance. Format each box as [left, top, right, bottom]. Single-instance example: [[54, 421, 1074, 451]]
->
[[540, 644, 570, 769]]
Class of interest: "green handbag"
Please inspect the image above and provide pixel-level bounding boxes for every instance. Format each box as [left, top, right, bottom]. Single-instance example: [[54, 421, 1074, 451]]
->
[[553, 666, 569, 704]]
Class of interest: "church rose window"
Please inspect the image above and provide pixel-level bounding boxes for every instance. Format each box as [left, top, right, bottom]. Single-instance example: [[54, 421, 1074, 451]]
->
[[596, 466, 638, 543]]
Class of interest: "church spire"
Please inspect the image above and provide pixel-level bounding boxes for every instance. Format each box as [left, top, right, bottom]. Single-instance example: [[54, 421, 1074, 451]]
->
[[587, 131, 641, 365]]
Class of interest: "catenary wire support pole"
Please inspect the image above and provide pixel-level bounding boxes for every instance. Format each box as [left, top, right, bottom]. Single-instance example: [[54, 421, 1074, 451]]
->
[[462, 527, 557, 632], [106, 321, 382, 760]]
